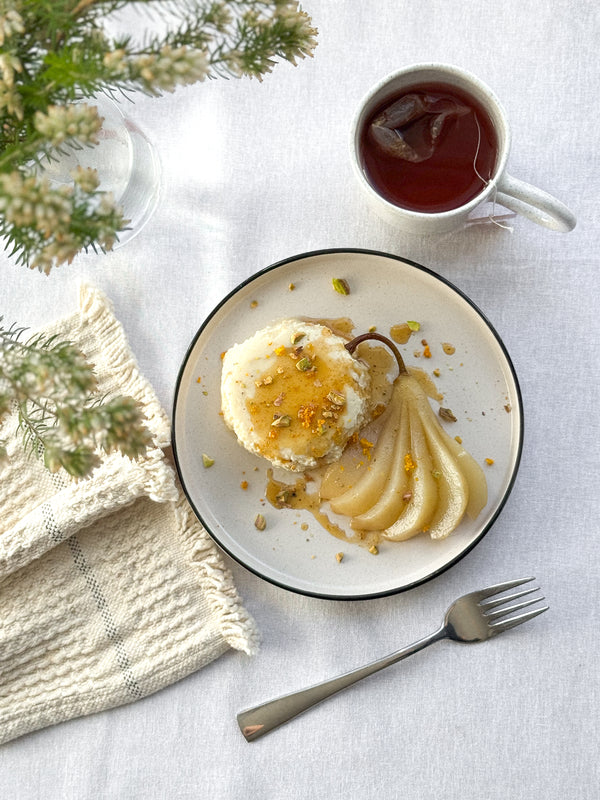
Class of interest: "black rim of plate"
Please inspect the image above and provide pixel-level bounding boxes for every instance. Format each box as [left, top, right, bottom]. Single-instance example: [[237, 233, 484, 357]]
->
[[171, 248, 524, 601]]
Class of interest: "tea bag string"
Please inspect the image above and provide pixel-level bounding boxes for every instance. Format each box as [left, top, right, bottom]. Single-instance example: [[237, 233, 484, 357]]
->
[[473, 114, 513, 232]]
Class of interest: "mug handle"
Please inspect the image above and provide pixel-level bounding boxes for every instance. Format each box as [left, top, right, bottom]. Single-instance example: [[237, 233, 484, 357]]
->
[[495, 173, 576, 232]]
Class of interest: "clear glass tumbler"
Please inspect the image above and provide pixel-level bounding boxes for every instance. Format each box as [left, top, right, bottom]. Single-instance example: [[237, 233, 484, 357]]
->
[[41, 94, 161, 248]]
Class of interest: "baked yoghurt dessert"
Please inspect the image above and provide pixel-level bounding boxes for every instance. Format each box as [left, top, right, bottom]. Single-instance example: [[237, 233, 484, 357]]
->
[[221, 319, 371, 471]]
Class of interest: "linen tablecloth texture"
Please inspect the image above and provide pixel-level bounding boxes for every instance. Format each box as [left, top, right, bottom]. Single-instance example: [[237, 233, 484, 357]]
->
[[0, 285, 259, 745]]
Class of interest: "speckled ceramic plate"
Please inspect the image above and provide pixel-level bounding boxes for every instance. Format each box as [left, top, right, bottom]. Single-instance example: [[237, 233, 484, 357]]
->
[[172, 249, 523, 599]]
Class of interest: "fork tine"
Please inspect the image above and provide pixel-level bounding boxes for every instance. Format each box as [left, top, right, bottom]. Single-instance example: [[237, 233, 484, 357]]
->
[[482, 586, 539, 611], [485, 595, 545, 621], [471, 577, 534, 602], [488, 604, 549, 635]]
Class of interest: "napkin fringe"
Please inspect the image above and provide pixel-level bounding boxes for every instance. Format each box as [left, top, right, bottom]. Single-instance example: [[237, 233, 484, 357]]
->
[[174, 497, 260, 657]]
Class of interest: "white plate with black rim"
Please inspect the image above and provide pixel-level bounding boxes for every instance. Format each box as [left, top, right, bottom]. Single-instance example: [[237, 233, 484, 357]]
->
[[172, 249, 523, 599]]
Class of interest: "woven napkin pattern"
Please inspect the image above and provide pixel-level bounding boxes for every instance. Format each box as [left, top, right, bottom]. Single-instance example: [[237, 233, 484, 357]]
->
[[0, 285, 258, 745]]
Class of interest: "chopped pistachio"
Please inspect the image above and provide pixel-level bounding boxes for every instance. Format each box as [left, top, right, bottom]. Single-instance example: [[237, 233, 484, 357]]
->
[[296, 356, 314, 372], [439, 406, 457, 422], [326, 390, 345, 407], [202, 454, 215, 468], [407, 320, 420, 331], [275, 489, 292, 507], [271, 414, 292, 428], [290, 331, 305, 345], [332, 277, 350, 295], [254, 513, 267, 531], [273, 392, 285, 406]]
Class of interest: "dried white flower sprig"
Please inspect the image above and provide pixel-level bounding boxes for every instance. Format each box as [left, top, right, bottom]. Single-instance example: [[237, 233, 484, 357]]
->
[[0, 0, 318, 273], [0, 320, 153, 477]]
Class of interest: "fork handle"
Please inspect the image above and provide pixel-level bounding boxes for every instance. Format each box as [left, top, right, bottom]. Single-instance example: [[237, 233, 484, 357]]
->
[[237, 626, 446, 741]]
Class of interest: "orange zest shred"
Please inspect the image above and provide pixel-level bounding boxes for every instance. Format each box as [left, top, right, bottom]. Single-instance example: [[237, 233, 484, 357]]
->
[[298, 404, 317, 428], [360, 438, 374, 459]]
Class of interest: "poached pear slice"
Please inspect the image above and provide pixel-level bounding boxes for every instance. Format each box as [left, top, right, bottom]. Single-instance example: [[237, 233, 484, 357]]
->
[[349, 395, 411, 530], [416, 401, 469, 540], [382, 402, 438, 541], [403, 372, 487, 524], [435, 426, 487, 520], [328, 400, 401, 518]]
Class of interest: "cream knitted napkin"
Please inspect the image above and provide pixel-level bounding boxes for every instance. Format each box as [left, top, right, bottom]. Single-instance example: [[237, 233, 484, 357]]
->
[[0, 285, 259, 745]]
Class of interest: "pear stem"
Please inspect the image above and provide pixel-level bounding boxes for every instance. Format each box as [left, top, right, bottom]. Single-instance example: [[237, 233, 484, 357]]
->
[[345, 332, 409, 376]]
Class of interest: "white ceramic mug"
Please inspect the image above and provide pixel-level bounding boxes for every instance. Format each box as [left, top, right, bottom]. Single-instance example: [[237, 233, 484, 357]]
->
[[350, 63, 576, 235]]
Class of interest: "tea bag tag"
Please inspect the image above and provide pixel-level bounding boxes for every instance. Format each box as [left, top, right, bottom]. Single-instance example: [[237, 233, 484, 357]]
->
[[465, 201, 517, 230]]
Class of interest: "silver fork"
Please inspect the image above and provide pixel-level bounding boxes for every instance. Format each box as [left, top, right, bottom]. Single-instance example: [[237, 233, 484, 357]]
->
[[237, 577, 548, 741]]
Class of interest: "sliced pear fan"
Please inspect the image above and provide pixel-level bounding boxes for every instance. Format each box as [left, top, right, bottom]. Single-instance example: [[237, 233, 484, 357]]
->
[[329, 332, 488, 542]]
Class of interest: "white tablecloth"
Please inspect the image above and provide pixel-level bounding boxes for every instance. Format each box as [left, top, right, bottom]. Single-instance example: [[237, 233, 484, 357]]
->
[[1, 1, 599, 797]]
